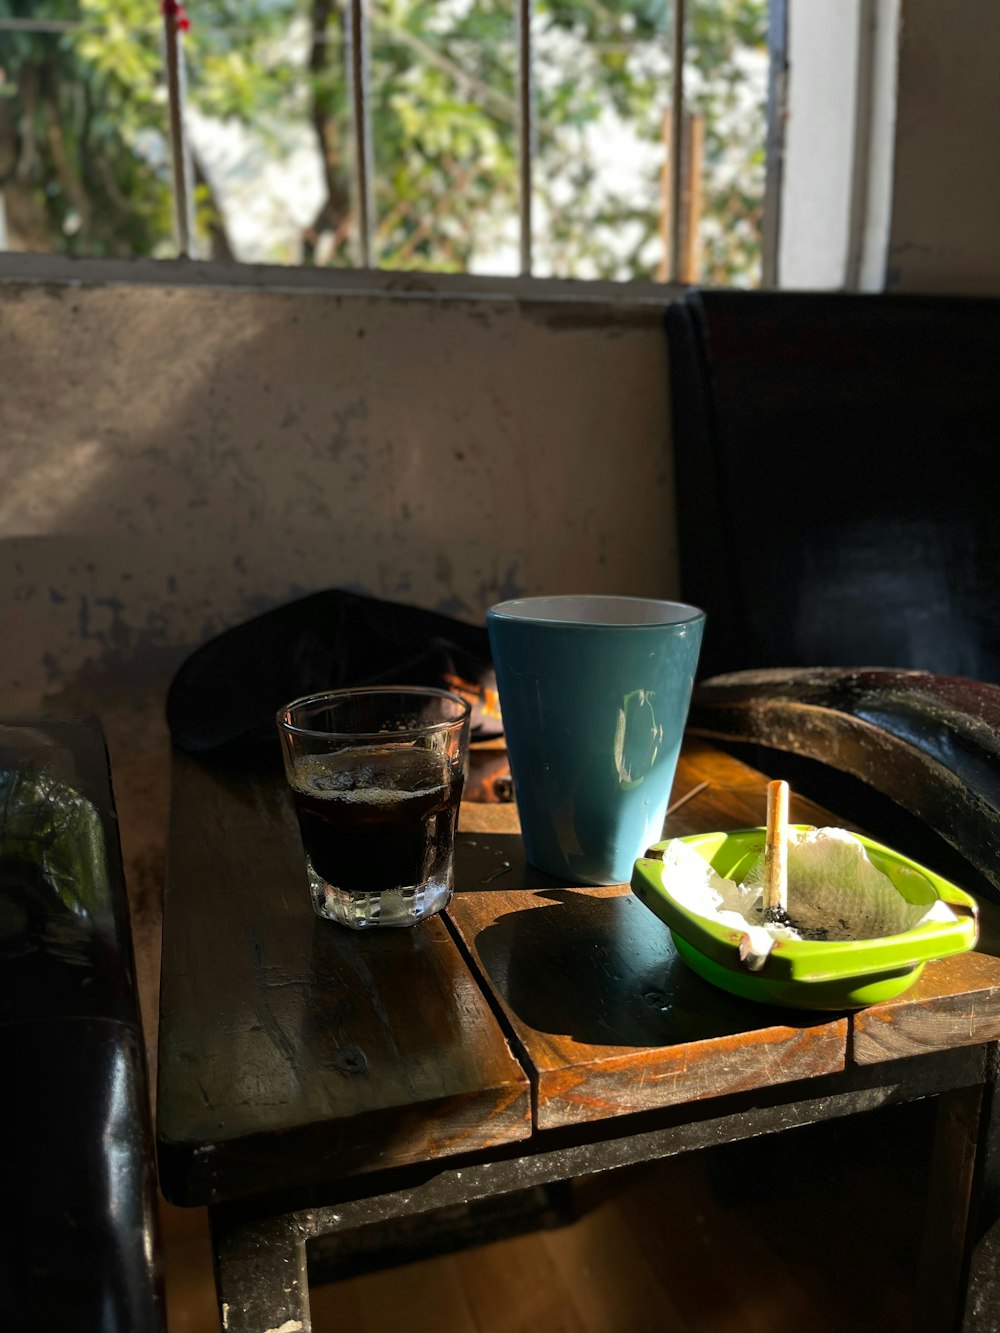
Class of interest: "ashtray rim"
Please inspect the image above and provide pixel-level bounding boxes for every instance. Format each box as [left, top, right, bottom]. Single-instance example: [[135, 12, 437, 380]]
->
[[632, 825, 979, 986]]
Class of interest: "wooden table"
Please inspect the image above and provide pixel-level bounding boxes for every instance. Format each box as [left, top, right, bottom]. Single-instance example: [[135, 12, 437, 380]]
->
[[157, 739, 1000, 1333]]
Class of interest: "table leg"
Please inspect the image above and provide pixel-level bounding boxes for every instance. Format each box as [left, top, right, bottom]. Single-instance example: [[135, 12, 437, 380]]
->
[[961, 1046, 1000, 1332], [210, 1211, 311, 1333], [916, 1083, 984, 1333]]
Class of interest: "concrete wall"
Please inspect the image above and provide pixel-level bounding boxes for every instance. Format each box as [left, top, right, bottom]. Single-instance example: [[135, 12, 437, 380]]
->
[[888, 0, 1000, 294], [5, 0, 998, 718], [0, 272, 676, 719], [779, 0, 1000, 295], [0, 268, 677, 1011]]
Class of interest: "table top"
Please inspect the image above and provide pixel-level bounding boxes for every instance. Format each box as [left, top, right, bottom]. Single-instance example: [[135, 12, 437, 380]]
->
[[157, 738, 1000, 1208]]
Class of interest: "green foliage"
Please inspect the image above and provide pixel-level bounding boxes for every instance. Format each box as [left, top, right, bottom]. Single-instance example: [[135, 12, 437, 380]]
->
[[0, 0, 172, 254], [0, 0, 768, 283]]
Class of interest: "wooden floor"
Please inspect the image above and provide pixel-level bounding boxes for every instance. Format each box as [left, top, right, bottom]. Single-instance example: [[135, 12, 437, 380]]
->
[[160, 1099, 932, 1333]]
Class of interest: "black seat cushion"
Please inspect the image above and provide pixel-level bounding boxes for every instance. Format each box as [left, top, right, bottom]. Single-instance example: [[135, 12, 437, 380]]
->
[[166, 589, 498, 767]]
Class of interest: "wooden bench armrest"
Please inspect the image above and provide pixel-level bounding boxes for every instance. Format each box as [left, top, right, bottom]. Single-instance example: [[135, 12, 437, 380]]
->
[[689, 668, 1000, 897]]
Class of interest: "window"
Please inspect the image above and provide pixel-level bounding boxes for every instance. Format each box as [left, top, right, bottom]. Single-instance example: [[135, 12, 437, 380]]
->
[[0, 1, 771, 287]]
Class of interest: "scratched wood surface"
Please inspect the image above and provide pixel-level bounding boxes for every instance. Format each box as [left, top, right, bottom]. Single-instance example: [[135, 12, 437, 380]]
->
[[157, 752, 531, 1208], [851, 949, 1000, 1065], [159, 737, 1000, 1206], [448, 741, 850, 1130]]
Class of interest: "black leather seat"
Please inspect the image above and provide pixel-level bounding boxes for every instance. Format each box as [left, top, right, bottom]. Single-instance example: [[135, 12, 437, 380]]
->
[[0, 719, 164, 1332], [667, 290, 1000, 900], [666, 289, 1000, 683]]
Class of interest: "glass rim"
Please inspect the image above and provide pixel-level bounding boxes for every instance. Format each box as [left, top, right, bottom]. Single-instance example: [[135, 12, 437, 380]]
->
[[276, 685, 472, 742], [488, 594, 705, 629]]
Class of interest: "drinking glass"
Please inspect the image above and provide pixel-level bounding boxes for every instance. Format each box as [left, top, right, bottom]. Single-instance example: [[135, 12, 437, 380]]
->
[[276, 687, 471, 929]]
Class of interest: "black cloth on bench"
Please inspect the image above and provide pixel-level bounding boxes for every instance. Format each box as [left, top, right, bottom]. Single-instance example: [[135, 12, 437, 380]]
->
[[166, 589, 498, 768]]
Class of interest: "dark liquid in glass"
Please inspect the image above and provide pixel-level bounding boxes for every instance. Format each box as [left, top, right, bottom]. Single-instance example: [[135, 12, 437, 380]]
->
[[290, 746, 464, 896]]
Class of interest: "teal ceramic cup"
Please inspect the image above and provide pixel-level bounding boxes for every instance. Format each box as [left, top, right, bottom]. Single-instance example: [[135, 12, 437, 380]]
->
[[487, 595, 705, 885]]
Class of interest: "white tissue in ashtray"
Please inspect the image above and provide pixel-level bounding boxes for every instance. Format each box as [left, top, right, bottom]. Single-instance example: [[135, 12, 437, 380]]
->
[[742, 828, 957, 940], [657, 837, 789, 965], [660, 828, 957, 957]]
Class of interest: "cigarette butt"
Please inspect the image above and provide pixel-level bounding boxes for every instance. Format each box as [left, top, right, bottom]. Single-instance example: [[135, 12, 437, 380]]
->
[[764, 779, 789, 912]]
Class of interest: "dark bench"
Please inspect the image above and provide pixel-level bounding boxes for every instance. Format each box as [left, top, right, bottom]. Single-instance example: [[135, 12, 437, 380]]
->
[[666, 289, 1000, 684], [0, 718, 163, 1332], [667, 289, 1000, 900]]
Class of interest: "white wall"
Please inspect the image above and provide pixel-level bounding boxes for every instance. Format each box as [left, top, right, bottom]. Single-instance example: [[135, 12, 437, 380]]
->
[[779, 0, 1000, 295], [779, 0, 864, 289], [0, 271, 677, 717]]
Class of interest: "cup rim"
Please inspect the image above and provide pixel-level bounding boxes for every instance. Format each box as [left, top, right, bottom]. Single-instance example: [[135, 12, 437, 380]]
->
[[488, 594, 705, 629], [276, 685, 472, 741]]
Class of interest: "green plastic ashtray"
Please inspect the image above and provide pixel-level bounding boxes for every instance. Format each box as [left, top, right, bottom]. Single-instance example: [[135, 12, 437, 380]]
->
[[631, 827, 979, 1010]]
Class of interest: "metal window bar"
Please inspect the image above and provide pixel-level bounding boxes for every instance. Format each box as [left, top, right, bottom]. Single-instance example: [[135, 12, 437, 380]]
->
[[343, 0, 536, 276], [162, 4, 195, 258], [348, 0, 376, 268], [518, 0, 535, 276], [668, 0, 686, 284], [13, 2, 704, 281], [761, 0, 788, 288]]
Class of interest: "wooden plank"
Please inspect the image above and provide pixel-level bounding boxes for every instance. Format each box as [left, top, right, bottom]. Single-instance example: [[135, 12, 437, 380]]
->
[[315, 1253, 481, 1333], [449, 744, 850, 1130], [456, 1228, 590, 1333], [157, 752, 531, 1207], [612, 1160, 836, 1333], [460, 800, 519, 836], [671, 736, 767, 793], [464, 741, 821, 842], [541, 1197, 691, 1333], [851, 951, 1000, 1065], [450, 783, 848, 1131], [677, 741, 1000, 1072], [665, 737, 854, 836], [448, 882, 847, 1130]]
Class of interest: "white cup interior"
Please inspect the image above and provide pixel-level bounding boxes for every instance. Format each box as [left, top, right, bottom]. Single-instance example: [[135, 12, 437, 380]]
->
[[489, 595, 702, 626]]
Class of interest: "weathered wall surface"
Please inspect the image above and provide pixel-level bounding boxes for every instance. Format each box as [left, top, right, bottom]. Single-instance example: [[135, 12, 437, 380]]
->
[[888, 0, 1000, 294], [778, 0, 1000, 296], [0, 275, 676, 1033], [0, 279, 676, 717]]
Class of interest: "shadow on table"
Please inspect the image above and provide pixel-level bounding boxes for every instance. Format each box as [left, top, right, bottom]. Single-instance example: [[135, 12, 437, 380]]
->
[[471, 885, 828, 1049]]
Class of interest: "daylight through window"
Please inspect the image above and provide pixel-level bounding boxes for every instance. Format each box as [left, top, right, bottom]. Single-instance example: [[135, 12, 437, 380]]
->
[[0, 1, 770, 287]]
